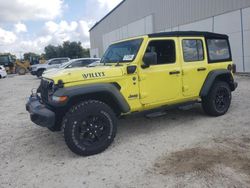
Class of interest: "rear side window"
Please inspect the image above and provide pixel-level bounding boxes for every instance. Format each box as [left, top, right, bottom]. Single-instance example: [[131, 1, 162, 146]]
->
[[207, 39, 231, 62], [182, 40, 204, 62]]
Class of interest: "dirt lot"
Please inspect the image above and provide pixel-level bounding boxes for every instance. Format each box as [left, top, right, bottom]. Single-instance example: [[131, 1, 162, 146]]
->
[[0, 75, 250, 188]]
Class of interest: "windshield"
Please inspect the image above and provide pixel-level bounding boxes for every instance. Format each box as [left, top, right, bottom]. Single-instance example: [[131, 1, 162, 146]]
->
[[88, 61, 101, 67], [0, 56, 10, 63], [60, 61, 72, 68], [101, 38, 143, 64]]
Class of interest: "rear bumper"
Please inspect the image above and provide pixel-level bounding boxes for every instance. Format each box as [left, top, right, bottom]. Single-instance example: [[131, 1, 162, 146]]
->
[[231, 81, 238, 91], [26, 95, 55, 128], [0, 71, 7, 78]]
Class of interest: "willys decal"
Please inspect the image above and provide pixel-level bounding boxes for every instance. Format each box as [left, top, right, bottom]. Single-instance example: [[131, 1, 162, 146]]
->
[[83, 72, 105, 79]]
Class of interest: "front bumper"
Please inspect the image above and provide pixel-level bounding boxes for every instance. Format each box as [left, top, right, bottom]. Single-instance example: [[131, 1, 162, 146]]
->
[[30, 71, 37, 75], [26, 95, 55, 128], [0, 71, 7, 78]]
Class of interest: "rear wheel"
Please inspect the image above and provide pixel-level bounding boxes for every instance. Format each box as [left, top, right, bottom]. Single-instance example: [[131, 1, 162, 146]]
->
[[63, 100, 117, 156], [202, 81, 231, 116]]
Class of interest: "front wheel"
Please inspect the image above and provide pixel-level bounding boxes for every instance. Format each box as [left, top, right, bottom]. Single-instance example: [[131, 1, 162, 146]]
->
[[202, 81, 231, 116], [63, 100, 117, 156], [16, 67, 26, 75], [36, 69, 45, 78]]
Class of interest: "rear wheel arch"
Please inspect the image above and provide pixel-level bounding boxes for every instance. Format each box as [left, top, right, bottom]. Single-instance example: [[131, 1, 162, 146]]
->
[[200, 70, 234, 97], [37, 68, 46, 72], [36, 68, 46, 77]]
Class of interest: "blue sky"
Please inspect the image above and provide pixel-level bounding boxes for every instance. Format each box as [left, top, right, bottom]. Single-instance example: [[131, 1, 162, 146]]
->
[[0, 0, 122, 56]]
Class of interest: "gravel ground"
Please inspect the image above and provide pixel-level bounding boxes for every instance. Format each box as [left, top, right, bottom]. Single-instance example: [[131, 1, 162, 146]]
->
[[0, 74, 250, 188]]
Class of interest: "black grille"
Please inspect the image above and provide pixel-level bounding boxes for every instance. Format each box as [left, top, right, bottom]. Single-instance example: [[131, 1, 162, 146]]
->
[[40, 79, 54, 103]]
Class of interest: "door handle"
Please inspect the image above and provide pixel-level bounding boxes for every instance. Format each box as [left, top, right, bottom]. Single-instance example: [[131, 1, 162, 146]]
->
[[169, 70, 181, 75], [197, 67, 207, 72]]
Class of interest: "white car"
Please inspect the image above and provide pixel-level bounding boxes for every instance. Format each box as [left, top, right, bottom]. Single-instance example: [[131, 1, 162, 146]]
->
[[30, 57, 70, 77], [0, 66, 7, 79], [43, 58, 100, 75]]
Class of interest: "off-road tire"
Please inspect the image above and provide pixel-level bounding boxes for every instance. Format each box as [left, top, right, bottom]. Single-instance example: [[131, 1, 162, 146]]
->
[[36, 69, 45, 78], [63, 100, 117, 156], [16, 67, 26, 75], [202, 81, 231, 116]]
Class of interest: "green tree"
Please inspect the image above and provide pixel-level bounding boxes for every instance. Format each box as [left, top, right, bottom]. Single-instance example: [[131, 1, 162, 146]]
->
[[44, 41, 90, 59], [44, 45, 58, 59]]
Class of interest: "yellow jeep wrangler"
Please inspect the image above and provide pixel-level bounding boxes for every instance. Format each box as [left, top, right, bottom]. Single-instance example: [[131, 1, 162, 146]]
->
[[26, 31, 238, 156]]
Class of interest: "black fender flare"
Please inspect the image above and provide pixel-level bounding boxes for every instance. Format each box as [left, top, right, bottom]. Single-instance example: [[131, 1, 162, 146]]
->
[[53, 83, 130, 113], [200, 69, 236, 97]]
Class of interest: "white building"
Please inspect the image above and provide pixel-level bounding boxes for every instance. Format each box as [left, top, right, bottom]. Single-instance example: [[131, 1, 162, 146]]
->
[[90, 0, 250, 72]]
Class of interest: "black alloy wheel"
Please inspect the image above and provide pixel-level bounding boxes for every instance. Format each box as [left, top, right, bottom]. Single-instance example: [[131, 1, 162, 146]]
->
[[202, 81, 231, 116], [214, 87, 230, 112], [63, 100, 117, 156]]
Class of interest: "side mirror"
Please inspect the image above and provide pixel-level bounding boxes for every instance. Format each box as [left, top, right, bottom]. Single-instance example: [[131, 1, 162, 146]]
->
[[142, 52, 157, 68]]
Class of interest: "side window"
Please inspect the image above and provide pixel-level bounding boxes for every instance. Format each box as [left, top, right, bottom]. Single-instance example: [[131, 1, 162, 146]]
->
[[80, 60, 92, 67], [207, 39, 231, 62], [60, 59, 69, 63], [182, 40, 204, 62], [70, 60, 82, 68], [146, 40, 176, 65], [50, 60, 60, 65]]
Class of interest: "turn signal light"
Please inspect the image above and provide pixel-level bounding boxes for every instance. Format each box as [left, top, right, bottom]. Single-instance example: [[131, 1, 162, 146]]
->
[[52, 96, 68, 103]]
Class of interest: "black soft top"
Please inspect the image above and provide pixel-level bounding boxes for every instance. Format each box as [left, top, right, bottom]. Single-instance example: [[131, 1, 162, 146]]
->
[[148, 31, 228, 39]]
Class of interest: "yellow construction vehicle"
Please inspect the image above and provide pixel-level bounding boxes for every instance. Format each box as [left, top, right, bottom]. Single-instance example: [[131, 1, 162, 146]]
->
[[0, 54, 44, 75]]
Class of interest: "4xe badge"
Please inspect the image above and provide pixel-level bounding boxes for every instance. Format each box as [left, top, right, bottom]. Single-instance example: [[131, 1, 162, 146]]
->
[[83, 72, 105, 79]]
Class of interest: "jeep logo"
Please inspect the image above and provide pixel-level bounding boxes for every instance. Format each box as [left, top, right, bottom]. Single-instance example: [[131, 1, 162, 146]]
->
[[83, 72, 105, 79]]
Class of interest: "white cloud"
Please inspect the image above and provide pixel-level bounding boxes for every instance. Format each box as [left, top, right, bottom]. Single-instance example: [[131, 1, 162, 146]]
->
[[0, 0, 64, 22], [43, 20, 91, 45], [0, 27, 17, 44], [14, 22, 27, 33], [0, 0, 123, 56], [45, 21, 78, 35], [0, 20, 92, 56], [97, 0, 122, 10]]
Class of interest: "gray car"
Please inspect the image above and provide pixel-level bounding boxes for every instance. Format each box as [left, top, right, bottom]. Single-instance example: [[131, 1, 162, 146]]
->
[[30, 58, 70, 77], [42, 58, 101, 75]]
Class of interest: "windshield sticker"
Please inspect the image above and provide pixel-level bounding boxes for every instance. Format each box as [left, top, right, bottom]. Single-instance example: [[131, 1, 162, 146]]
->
[[123, 55, 134, 61], [83, 72, 105, 79]]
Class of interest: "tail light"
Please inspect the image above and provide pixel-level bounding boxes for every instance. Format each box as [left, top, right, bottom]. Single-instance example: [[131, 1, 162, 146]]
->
[[228, 64, 236, 73], [232, 64, 236, 73]]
